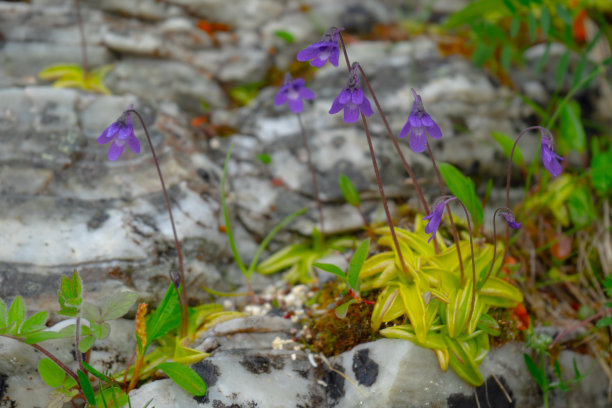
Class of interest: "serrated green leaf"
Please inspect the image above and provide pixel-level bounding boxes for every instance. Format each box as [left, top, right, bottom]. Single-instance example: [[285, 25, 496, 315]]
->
[[313, 262, 345, 281], [501, 44, 512, 72], [527, 11, 537, 42], [90, 321, 111, 339], [146, 284, 181, 344], [38, 358, 66, 388], [348, 238, 370, 292], [524, 353, 548, 391], [335, 299, 358, 319], [491, 130, 524, 167], [157, 362, 207, 396], [79, 335, 96, 353], [20, 311, 48, 334], [78, 369, 96, 405], [535, 43, 551, 76], [445, 0, 507, 28], [559, 101, 586, 154], [101, 291, 138, 320], [540, 6, 550, 38], [8, 296, 26, 334], [82, 302, 101, 323], [510, 15, 520, 38], [339, 174, 361, 207], [438, 163, 484, 228], [471, 42, 492, 67]]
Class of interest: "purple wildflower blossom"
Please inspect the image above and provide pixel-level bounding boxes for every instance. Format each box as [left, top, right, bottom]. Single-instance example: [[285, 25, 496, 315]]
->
[[296, 27, 343, 68], [98, 108, 141, 161], [499, 209, 522, 230], [423, 196, 455, 243], [274, 73, 315, 114], [540, 128, 563, 177], [329, 62, 373, 123], [399, 89, 442, 153]]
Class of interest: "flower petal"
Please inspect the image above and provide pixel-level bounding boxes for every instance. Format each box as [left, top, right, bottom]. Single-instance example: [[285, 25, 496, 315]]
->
[[352, 88, 364, 105], [329, 46, 340, 67], [298, 87, 315, 100], [275, 89, 288, 106], [338, 88, 351, 104], [97, 124, 117, 145], [107, 141, 126, 161], [127, 135, 141, 154], [359, 97, 373, 117], [399, 120, 411, 139], [409, 127, 427, 153], [423, 114, 442, 139], [329, 97, 344, 115], [288, 97, 304, 113], [296, 44, 320, 62], [344, 103, 360, 123]]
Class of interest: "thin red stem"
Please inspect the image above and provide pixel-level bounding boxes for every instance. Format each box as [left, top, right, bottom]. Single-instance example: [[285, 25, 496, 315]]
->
[[129, 110, 188, 338]]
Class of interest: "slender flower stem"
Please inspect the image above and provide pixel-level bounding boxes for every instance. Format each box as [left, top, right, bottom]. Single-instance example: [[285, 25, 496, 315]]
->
[[549, 307, 610, 348], [3, 334, 80, 383], [449, 199, 477, 328], [337, 33, 430, 216], [297, 112, 325, 238], [74, 0, 88, 73], [75, 315, 83, 371], [504, 125, 545, 265], [482, 207, 510, 288], [361, 114, 411, 278], [426, 142, 464, 282], [129, 110, 188, 338]]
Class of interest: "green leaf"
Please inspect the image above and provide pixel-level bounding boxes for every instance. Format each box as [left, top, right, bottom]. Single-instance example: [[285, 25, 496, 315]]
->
[[524, 353, 548, 391], [90, 321, 111, 339], [146, 284, 181, 344], [256, 153, 271, 164], [95, 386, 128, 408], [82, 362, 114, 383], [471, 42, 492, 67], [313, 263, 346, 281], [38, 358, 66, 388], [20, 311, 48, 334], [559, 101, 586, 154], [540, 6, 550, 38], [477, 313, 501, 336], [0, 298, 6, 329], [438, 163, 484, 229], [82, 302, 101, 323], [8, 296, 26, 334], [567, 185, 595, 227], [555, 51, 570, 89], [101, 291, 138, 320], [38, 64, 83, 80], [78, 369, 96, 405], [445, 336, 484, 386], [591, 150, 612, 195], [535, 43, 551, 76], [491, 131, 524, 167], [445, 0, 507, 28], [348, 239, 370, 292], [399, 283, 428, 343], [527, 11, 537, 42], [510, 16, 520, 38], [339, 174, 361, 207], [335, 299, 358, 319], [157, 362, 207, 396], [500, 44, 512, 72], [274, 30, 294, 43], [79, 335, 96, 353]]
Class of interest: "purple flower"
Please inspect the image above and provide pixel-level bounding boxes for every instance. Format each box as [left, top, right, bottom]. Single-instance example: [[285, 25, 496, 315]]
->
[[274, 73, 315, 114], [329, 62, 373, 123], [98, 108, 141, 161], [399, 89, 442, 153], [540, 128, 563, 177], [297, 27, 343, 68], [423, 196, 455, 243], [499, 209, 522, 230]]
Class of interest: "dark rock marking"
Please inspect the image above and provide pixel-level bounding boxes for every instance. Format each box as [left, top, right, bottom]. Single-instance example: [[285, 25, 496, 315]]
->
[[352, 348, 378, 386], [240, 355, 271, 374], [192, 360, 220, 404], [86, 209, 109, 230], [322, 363, 345, 402], [448, 375, 514, 408]]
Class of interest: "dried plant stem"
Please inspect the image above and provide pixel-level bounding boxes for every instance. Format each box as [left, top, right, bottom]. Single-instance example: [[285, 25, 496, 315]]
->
[[426, 142, 464, 283], [297, 112, 325, 238], [505, 125, 546, 265], [129, 110, 188, 338], [74, 0, 88, 73]]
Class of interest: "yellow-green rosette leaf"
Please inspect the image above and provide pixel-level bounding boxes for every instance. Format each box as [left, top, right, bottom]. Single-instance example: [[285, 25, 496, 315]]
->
[[380, 325, 446, 350], [445, 283, 473, 338], [371, 286, 402, 331], [479, 277, 523, 307], [444, 336, 484, 387], [399, 283, 428, 343]]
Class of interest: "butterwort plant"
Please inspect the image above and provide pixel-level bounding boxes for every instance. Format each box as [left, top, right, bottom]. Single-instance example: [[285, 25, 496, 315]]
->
[[296, 26, 343, 68], [98, 107, 189, 338]]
